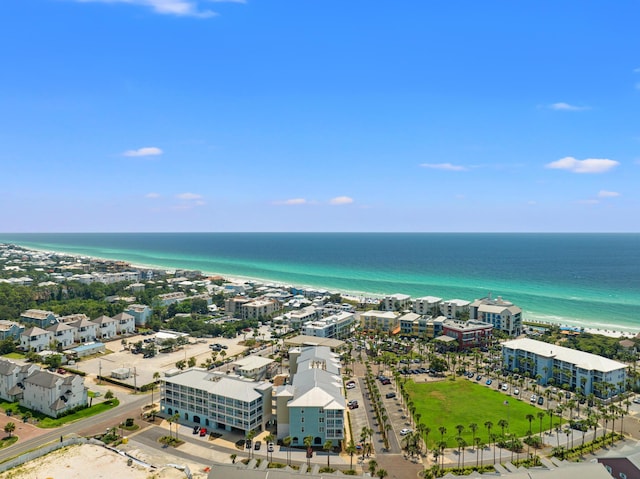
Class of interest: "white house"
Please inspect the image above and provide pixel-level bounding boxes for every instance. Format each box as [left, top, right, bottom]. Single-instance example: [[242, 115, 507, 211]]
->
[[113, 312, 136, 335], [0, 359, 39, 402], [92, 315, 117, 339], [382, 293, 411, 311], [68, 318, 98, 343], [21, 370, 88, 418], [20, 327, 53, 352], [47, 322, 75, 349], [232, 356, 274, 380], [470, 295, 521, 336], [413, 296, 442, 315]]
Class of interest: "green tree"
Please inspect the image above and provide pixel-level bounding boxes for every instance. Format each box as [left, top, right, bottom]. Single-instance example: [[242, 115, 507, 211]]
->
[[283, 436, 292, 465], [304, 435, 313, 467], [323, 440, 333, 468], [3, 422, 15, 437]]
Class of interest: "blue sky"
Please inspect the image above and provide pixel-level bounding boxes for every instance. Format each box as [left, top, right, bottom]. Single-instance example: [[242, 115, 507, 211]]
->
[[1, 0, 639, 232]]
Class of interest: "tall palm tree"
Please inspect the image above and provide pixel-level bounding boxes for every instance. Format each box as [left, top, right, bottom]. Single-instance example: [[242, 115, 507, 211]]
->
[[526, 414, 534, 435], [469, 423, 478, 449], [265, 433, 275, 462], [346, 441, 357, 470], [247, 429, 257, 459], [455, 424, 465, 439], [304, 435, 313, 467], [484, 420, 493, 446], [537, 412, 545, 442], [368, 459, 377, 477], [283, 436, 292, 465], [376, 469, 388, 479], [150, 371, 160, 408], [323, 440, 333, 468], [439, 426, 447, 445]]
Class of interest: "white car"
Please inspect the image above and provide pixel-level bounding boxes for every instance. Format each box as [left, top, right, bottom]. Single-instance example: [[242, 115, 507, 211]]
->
[[267, 442, 275, 452], [501, 384, 508, 391], [514, 388, 520, 395], [633, 397, 640, 404], [346, 382, 356, 389], [400, 428, 413, 436], [530, 394, 537, 403]]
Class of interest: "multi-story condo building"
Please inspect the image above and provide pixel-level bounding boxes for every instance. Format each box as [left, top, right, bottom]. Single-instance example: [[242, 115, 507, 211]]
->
[[68, 317, 98, 344], [441, 299, 471, 320], [502, 338, 627, 398], [360, 311, 400, 334], [160, 369, 272, 434], [92, 315, 118, 339], [157, 292, 188, 306], [382, 294, 411, 312], [240, 299, 280, 320], [399, 312, 429, 336], [441, 319, 493, 350], [301, 312, 354, 340], [470, 296, 521, 336], [413, 296, 442, 316], [276, 346, 345, 446], [289, 306, 321, 330]]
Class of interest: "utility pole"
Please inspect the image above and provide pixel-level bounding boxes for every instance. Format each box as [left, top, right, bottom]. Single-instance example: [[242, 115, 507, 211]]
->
[[98, 361, 102, 385], [134, 367, 137, 392]]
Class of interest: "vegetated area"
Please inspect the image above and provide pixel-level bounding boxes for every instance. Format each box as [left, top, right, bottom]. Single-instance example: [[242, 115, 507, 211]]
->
[[404, 379, 552, 448]]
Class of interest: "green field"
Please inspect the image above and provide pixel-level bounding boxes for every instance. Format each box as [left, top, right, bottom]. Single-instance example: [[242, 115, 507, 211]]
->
[[404, 379, 556, 448]]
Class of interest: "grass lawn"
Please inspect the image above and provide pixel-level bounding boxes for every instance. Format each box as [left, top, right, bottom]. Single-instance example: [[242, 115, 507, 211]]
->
[[2, 352, 25, 359], [39, 399, 120, 428], [404, 379, 559, 448]]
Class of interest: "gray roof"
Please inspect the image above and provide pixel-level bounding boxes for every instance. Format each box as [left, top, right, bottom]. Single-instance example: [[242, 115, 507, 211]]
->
[[163, 369, 271, 402], [113, 312, 134, 321], [24, 370, 62, 389], [47, 322, 74, 332], [22, 326, 50, 337], [0, 359, 19, 376], [92, 315, 116, 325], [68, 318, 96, 328]]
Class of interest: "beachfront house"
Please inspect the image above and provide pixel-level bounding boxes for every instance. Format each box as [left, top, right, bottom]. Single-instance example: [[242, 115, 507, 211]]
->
[[20, 327, 53, 352], [502, 338, 627, 399], [441, 299, 471, 319], [0, 359, 39, 402], [382, 293, 412, 311]]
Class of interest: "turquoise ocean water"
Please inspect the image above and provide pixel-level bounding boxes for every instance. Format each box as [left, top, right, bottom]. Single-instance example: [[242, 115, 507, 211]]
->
[[0, 233, 638, 333]]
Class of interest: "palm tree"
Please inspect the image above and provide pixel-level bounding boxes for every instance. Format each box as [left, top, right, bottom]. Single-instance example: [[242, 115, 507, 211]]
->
[[537, 411, 545, 442], [150, 371, 161, 408], [423, 426, 431, 459], [4, 422, 15, 438], [376, 469, 388, 479], [497, 419, 508, 438], [346, 440, 357, 470], [368, 459, 378, 477], [437, 441, 447, 471], [469, 423, 478, 449], [283, 436, 292, 465], [171, 413, 180, 441], [455, 424, 465, 439], [490, 433, 498, 465], [304, 435, 313, 467], [438, 426, 447, 445], [323, 440, 333, 468], [247, 429, 257, 459], [526, 414, 534, 435], [265, 433, 275, 462], [474, 437, 481, 467], [484, 420, 493, 445]]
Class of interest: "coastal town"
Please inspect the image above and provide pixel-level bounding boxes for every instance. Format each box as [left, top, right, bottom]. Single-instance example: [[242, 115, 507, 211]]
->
[[0, 242, 639, 479]]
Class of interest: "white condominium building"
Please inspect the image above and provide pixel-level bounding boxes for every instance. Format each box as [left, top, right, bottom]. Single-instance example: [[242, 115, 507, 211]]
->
[[502, 338, 627, 398]]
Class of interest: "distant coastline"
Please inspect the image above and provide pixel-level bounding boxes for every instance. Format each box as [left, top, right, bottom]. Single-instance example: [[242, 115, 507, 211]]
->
[[1, 233, 639, 336]]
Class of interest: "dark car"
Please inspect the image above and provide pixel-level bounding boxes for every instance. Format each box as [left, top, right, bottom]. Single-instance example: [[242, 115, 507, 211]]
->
[[192, 425, 201, 434], [537, 396, 544, 405], [245, 440, 252, 449], [254, 441, 262, 450], [385, 392, 396, 399]]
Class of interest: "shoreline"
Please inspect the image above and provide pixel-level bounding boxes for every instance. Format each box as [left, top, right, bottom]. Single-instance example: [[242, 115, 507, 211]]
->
[[5, 242, 640, 339]]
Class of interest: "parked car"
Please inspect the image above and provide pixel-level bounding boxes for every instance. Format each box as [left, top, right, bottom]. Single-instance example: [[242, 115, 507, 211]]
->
[[530, 394, 538, 403], [514, 388, 520, 395], [537, 396, 544, 405], [268, 442, 275, 452], [254, 441, 262, 450], [485, 379, 492, 385], [501, 383, 509, 391], [192, 425, 201, 434], [400, 428, 413, 436], [385, 392, 396, 399], [476, 375, 482, 381], [245, 440, 252, 449], [346, 381, 356, 389], [199, 428, 207, 437]]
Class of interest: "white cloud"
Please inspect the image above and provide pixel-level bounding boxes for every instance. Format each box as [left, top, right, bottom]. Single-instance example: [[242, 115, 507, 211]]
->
[[329, 196, 354, 205], [123, 146, 163, 157], [145, 192, 161, 199], [176, 192, 203, 200], [548, 102, 590, 111], [598, 190, 620, 198], [72, 0, 243, 18], [545, 156, 619, 174], [274, 198, 307, 206], [420, 163, 467, 171]]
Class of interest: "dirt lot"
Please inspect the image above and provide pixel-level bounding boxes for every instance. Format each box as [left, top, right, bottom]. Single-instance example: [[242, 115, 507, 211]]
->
[[0, 444, 207, 479]]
